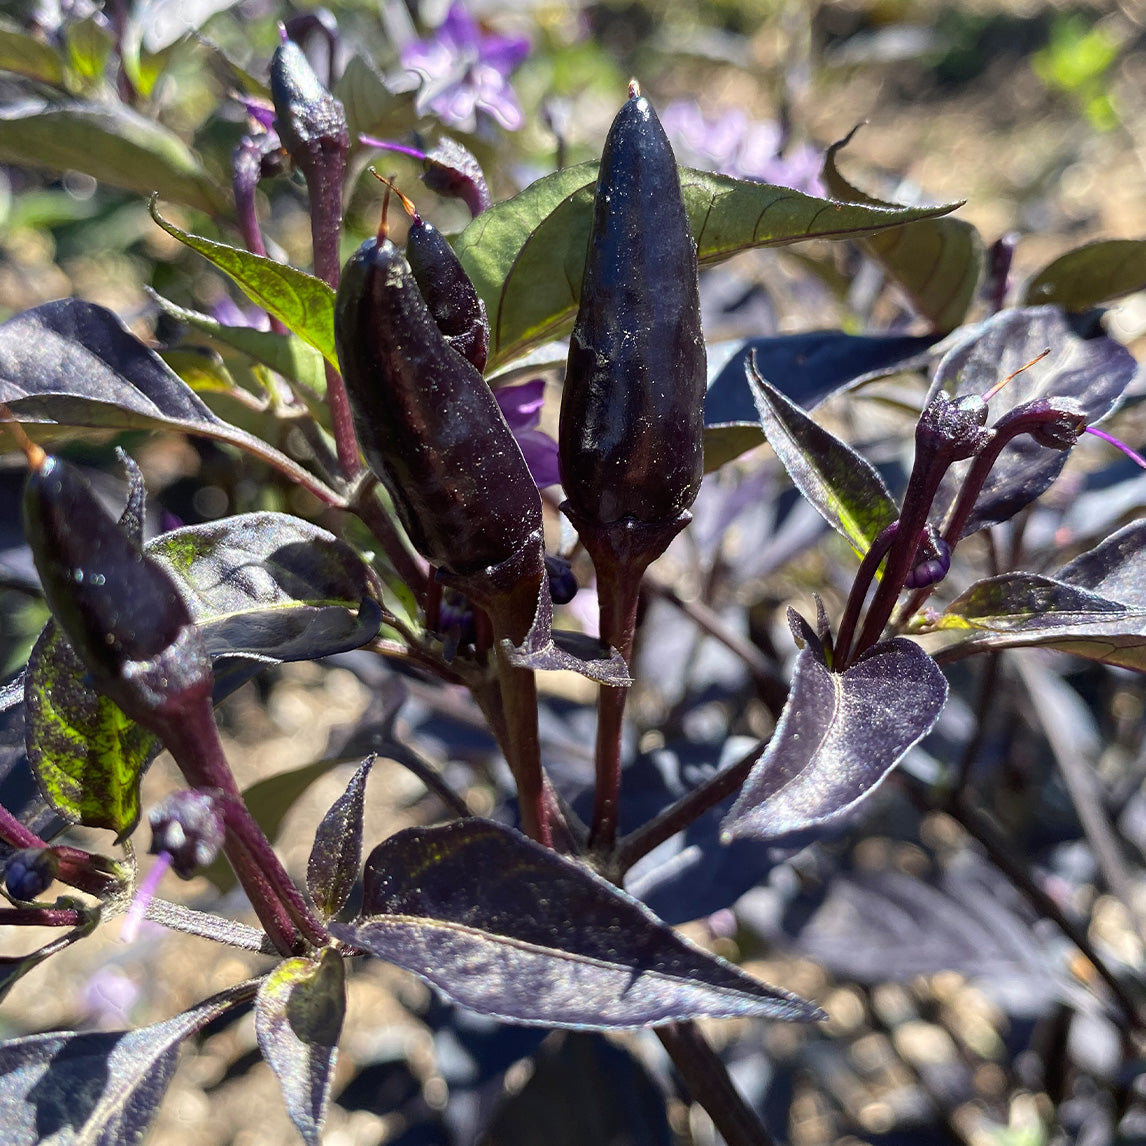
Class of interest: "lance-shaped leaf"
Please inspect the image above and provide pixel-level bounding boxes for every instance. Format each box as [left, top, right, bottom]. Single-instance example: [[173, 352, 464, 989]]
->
[[747, 358, 898, 556], [933, 520, 1146, 671], [255, 951, 345, 1146], [0, 101, 225, 214], [24, 512, 380, 835], [149, 292, 327, 401], [722, 631, 947, 842], [455, 162, 962, 369], [0, 299, 339, 503], [308, 755, 374, 919], [0, 22, 65, 86], [1024, 238, 1146, 312], [330, 819, 821, 1029], [0, 976, 259, 1146], [929, 306, 1135, 534], [822, 132, 983, 334], [149, 199, 337, 368]]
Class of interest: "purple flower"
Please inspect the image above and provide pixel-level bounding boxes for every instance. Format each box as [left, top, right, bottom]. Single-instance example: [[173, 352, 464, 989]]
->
[[660, 99, 825, 197], [494, 378, 559, 488], [401, 2, 529, 133]]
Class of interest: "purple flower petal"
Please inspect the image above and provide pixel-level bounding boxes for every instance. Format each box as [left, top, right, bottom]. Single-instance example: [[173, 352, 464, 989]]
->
[[516, 429, 561, 488], [494, 379, 545, 432]]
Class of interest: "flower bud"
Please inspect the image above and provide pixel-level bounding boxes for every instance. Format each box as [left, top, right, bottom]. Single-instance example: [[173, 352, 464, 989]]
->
[[559, 85, 706, 529], [148, 789, 225, 879], [904, 531, 951, 590], [4, 847, 58, 900], [994, 396, 1087, 450], [916, 392, 992, 463], [270, 37, 348, 176]]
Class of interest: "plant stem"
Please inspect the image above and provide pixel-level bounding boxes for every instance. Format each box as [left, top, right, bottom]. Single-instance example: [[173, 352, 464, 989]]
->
[[0, 905, 87, 927], [493, 650, 550, 846], [617, 741, 765, 873], [158, 693, 327, 954], [589, 561, 642, 855], [658, 1021, 778, 1146], [0, 808, 120, 898], [833, 520, 898, 668]]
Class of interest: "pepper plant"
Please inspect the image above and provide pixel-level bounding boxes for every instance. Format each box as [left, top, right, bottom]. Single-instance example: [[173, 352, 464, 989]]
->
[[1, 5, 1146, 1145]]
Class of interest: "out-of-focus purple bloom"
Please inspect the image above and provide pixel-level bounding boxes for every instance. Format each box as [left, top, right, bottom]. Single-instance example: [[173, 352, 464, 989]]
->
[[401, 2, 530, 133], [494, 378, 559, 488], [660, 99, 825, 197], [80, 965, 141, 1028], [211, 294, 270, 331]]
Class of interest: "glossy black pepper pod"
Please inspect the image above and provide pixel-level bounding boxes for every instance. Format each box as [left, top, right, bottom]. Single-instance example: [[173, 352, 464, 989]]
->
[[406, 214, 490, 373], [559, 86, 706, 530], [334, 234, 545, 599], [22, 451, 211, 722]]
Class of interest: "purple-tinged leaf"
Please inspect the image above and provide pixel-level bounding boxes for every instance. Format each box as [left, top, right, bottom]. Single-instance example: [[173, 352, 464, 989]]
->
[[747, 359, 898, 555], [308, 755, 374, 919], [0, 25, 66, 87], [1058, 517, 1146, 606], [0, 299, 338, 501], [482, 1032, 673, 1146], [930, 306, 1135, 534], [823, 133, 983, 333], [330, 819, 820, 1028], [114, 450, 146, 547], [722, 636, 947, 841], [0, 977, 259, 1146], [255, 951, 345, 1146], [1024, 239, 1146, 312]]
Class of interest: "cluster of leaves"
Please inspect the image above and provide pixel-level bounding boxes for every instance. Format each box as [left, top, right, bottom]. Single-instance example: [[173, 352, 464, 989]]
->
[[1, 2, 1146, 1145]]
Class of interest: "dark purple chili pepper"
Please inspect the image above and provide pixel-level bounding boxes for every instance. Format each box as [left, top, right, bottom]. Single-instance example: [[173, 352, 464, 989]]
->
[[334, 213, 544, 616], [374, 175, 489, 373], [559, 81, 706, 531], [18, 436, 211, 731]]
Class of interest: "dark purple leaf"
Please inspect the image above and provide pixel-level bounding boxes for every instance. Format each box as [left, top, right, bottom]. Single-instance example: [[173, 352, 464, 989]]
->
[[255, 951, 345, 1146], [0, 299, 334, 496], [722, 635, 947, 841], [330, 819, 820, 1028], [755, 853, 1067, 999], [930, 306, 1136, 534], [481, 1032, 672, 1146], [307, 755, 374, 919], [1024, 239, 1146, 312], [746, 360, 898, 556], [822, 133, 983, 333], [0, 977, 258, 1146], [1058, 517, 1146, 606]]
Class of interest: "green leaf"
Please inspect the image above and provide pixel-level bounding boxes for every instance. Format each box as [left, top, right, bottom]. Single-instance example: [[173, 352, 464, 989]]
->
[[456, 162, 963, 369], [149, 198, 338, 367], [0, 22, 65, 86], [747, 358, 898, 555], [821, 131, 982, 333], [0, 101, 225, 214], [1023, 239, 1146, 311], [150, 292, 328, 400], [255, 951, 345, 1146], [24, 626, 158, 836], [62, 15, 114, 91]]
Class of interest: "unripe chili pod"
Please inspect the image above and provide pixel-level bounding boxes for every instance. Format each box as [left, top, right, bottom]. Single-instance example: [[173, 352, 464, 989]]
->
[[22, 449, 211, 722], [559, 84, 706, 529], [334, 233, 544, 595]]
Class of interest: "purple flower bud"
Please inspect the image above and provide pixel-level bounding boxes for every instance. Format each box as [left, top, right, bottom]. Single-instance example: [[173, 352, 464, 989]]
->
[[270, 34, 348, 179], [994, 396, 1088, 450], [148, 789, 225, 879], [545, 553, 578, 605], [4, 847, 58, 900], [904, 533, 951, 590]]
